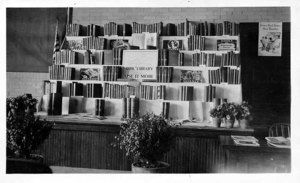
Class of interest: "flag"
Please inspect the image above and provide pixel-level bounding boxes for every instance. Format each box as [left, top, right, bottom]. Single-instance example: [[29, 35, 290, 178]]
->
[[53, 17, 60, 63]]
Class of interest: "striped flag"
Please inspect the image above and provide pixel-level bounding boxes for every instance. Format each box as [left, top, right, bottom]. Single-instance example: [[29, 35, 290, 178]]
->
[[53, 17, 60, 63]]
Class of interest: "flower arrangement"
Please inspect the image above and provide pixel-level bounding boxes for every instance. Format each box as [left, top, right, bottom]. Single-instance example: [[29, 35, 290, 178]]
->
[[235, 101, 252, 120], [114, 113, 174, 168], [209, 104, 224, 118], [7, 94, 54, 159], [222, 102, 238, 120]]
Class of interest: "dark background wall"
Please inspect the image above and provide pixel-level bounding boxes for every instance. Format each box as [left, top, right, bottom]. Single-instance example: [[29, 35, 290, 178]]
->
[[6, 8, 67, 72], [240, 23, 291, 130]]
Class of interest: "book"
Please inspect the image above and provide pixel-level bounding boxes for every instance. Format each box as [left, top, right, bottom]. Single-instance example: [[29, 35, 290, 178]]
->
[[163, 40, 183, 50], [231, 135, 259, 142], [180, 70, 203, 83], [80, 68, 101, 80], [165, 23, 176, 36], [162, 102, 170, 119], [231, 135, 259, 146], [265, 137, 290, 148]]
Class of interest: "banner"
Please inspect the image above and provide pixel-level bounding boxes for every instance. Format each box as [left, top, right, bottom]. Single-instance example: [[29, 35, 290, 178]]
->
[[258, 22, 282, 56]]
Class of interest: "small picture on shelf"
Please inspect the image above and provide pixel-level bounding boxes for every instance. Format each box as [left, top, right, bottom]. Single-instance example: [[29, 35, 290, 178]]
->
[[80, 68, 101, 80], [180, 70, 203, 83], [68, 40, 85, 50], [217, 39, 237, 51], [109, 39, 130, 49], [163, 40, 183, 50]]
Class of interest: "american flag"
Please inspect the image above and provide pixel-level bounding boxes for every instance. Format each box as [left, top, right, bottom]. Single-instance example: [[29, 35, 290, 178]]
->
[[53, 17, 60, 63]]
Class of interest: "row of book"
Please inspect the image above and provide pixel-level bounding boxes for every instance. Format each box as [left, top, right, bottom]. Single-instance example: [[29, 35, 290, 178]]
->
[[66, 20, 239, 37], [188, 35, 206, 50], [44, 81, 62, 95], [82, 37, 107, 50], [208, 67, 241, 84], [180, 70, 203, 83], [132, 22, 163, 35], [103, 83, 166, 100], [103, 66, 122, 81], [95, 99, 105, 116], [178, 86, 193, 101], [158, 50, 184, 66], [204, 85, 216, 102], [122, 97, 140, 119], [192, 52, 240, 67], [177, 20, 239, 36], [49, 65, 75, 80], [156, 67, 174, 83]]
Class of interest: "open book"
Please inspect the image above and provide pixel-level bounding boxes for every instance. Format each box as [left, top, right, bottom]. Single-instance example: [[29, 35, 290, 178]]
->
[[231, 135, 260, 146], [265, 137, 290, 148]]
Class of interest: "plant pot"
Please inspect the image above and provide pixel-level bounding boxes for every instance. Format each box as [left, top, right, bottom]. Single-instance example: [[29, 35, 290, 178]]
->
[[131, 161, 170, 173], [239, 119, 249, 129], [6, 155, 51, 173], [225, 119, 235, 128], [212, 118, 221, 127]]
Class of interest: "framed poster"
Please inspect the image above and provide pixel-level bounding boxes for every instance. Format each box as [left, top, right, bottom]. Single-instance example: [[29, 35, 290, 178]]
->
[[258, 22, 282, 56]]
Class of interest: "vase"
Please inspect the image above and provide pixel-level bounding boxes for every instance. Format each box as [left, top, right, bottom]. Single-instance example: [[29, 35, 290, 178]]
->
[[225, 119, 235, 128], [131, 161, 170, 173], [212, 118, 221, 127], [239, 119, 249, 129]]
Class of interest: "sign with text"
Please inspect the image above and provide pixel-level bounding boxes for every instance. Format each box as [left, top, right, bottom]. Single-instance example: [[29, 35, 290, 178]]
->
[[123, 50, 158, 80], [258, 22, 282, 56]]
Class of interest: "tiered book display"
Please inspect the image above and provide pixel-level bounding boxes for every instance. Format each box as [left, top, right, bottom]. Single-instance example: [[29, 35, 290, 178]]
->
[[41, 19, 242, 124]]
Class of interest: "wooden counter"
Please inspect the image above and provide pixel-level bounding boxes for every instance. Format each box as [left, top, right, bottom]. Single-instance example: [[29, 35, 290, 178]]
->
[[36, 114, 254, 173]]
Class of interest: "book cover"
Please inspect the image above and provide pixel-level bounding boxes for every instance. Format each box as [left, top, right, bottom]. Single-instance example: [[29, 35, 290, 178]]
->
[[103, 50, 113, 65], [80, 68, 100, 80], [163, 40, 183, 50], [166, 23, 176, 36], [51, 93, 63, 115], [180, 70, 203, 83], [217, 39, 237, 51]]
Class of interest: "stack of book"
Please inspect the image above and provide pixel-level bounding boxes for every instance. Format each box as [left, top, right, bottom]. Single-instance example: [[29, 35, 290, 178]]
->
[[86, 24, 102, 36], [188, 35, 205, 50], [204, 85, 216, 102], [231, 135, 260, 146], [178, 86, 193, 101], [82, 37, 107, 50], [95, 99, 105, 116], [103, 66, 122, 81], [122, 97, 140, 119], [132, 22, 163, 35], [49, 65, 75, 80], [156, 67, 173, 83], [66, 24, 82, 36], [86, 83, 103, 98], [221, 51, 240, 67], [112, 48, 123, 65], [104, 22, 118, 36], [162, 102, 170, 119], [265, 137, 291, 148]]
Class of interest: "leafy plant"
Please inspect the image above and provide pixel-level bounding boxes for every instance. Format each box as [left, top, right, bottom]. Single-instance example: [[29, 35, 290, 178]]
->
[[7, 94, 54, 159], [209, 104, 224, 118], [114, 113, 174, 168], [235, 101, 252, 120]]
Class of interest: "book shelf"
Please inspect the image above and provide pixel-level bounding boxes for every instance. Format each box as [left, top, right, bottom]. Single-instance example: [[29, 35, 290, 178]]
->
[[42, 20, 242, 124]]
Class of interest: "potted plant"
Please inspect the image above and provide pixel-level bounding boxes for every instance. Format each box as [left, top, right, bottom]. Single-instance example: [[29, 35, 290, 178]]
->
[[236, 101, 253, 129], [114, 113, 174, 173], [221, 102, 238, 128], [209, 104, 223, 127], [7, 94, 54, 165]]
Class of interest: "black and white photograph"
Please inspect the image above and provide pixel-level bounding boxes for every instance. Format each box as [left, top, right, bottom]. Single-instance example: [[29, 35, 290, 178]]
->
[[1, 0, 300, 183]]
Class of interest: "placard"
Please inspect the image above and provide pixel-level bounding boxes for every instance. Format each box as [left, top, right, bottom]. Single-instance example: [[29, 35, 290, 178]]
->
[[258, 22, 282, 56], [123, 50, 158, 80], [217, 40, 237, 51]]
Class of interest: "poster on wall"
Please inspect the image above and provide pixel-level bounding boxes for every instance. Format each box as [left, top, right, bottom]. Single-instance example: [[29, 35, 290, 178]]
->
[[258, 22, 282, 56]]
